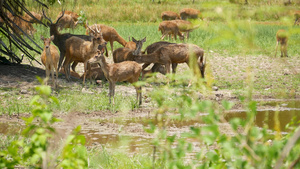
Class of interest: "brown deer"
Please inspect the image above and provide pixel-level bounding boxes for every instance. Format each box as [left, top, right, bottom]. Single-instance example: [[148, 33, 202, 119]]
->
[[42, 10, 96, 72], [40, 35, 59, 88], [170, 20, 199, 39], [55, 14, 78, 31], [125, 37, 138, 49], [134, 43, 206, 78], [59, 67, 81, 79], [63, 32, 106, 84], [275, 29, 288, 57], [88, 50, 142, 105], [179, 8, 202, 20], [85, 22, 127, 56], [10, 15, 36, 37], [58, 11, 79, 21], [24, 11, 43, 24], [141, 41, 176, 74], [161, 11, 180, 20], [158, 21, 184, 41], [113, 37, 146, 63], [294, 11, 300, 26]]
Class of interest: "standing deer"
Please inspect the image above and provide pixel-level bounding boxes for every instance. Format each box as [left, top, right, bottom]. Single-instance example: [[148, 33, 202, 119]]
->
[[85, 22, 127, 56], [63, 31, 106, 84], [42, 10, 96, 72], [88, 50, 142, 105], [275, 29, 288, 57], [134, 43, 206, 78], [294, 11, 300, 26], [58, 11, 79, 21], [158, 21, 184, 41], [40, 35, 59, 88], [179, 8, 202, 20], [161, 11, 180, 20], [113, 37, 146, 63], [56, 14, 78, 31], [170, 20, 199, 39]]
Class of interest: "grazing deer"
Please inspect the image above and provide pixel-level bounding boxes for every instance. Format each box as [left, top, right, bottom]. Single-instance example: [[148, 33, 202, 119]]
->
[[43, 10, 97, 72], [179, 8, 202, 20], [88, 50, 142, 105], [170, 20, 199, 39], [161, 11, 180, 20], [55, 14, 78, 31], [158, 21, 184, 41], [24, 11, 43, 24], [40, 35, 59, 88], [294, 11, 300, 26], [58, 11, 79, 21], [275, 29, 288, 57], [141, 41, 176, 74], [63, 31, 106, 84], [134, 43, 206, 78], [85, 22, 127, 56], [113, 37, 146, 63]]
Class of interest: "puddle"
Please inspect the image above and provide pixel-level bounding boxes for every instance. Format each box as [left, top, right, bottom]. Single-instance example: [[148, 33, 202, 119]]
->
[[0, 100, 299, 152]]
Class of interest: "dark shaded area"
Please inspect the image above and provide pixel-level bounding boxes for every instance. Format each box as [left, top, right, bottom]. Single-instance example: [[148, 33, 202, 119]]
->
[[0, 0, 48, 64]]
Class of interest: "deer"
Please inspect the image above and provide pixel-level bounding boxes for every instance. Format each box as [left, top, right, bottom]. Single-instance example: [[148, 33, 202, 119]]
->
[[63, 30, 106, 84], [161, 11, 180, 20], [294, 11, 300, 26], [85, 21, 127, 56], [134, 43, 206, 78], [23, 11, 43, 24], [55, 14, 78, 31], [113, 37, 146, 63], [275, 29, 288, 57], [158, 21, 184, 41], [141, 41, 176, 75], [88, 50, 142, 105], [40, 35, 59, 88], [179, 8, 202, 20], [124, 37, 138, 50], [58, 11, 79, 21], [42, 10, 98, 72], [170, 20, 199, 39], [10, 15, 36, 38]]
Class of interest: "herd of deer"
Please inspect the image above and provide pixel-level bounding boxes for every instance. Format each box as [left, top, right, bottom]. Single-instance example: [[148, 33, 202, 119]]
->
[[4, 8, 299, 105], [35, 8, 207, 105]]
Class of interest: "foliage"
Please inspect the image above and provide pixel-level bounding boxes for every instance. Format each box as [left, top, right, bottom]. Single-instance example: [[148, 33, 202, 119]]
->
[[0, 77, 88, 168]]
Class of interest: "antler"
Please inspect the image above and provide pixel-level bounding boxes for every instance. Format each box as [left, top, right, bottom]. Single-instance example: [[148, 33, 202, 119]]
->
[[87, 25, 96, 34], [42, 8, 52, 24], [55, 10, 65, 24]]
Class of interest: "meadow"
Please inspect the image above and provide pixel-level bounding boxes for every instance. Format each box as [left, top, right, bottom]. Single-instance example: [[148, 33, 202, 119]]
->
[[0, 0, 300, 168]]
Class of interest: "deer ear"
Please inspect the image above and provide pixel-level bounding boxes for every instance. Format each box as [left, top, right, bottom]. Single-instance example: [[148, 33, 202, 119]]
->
[[50, 35, 55, 41], [142, 37, 146, 42], [40, 35, 44, 41], [132, 37, 137, 43]]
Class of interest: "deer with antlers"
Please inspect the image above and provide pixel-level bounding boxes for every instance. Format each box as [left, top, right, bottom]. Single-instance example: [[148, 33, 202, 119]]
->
[[85, 22, 127, 56], [63, 28, 106, 84], [42, 10, 100, 72], [88, 50, 142, 105], [40, 35, 59, 88]]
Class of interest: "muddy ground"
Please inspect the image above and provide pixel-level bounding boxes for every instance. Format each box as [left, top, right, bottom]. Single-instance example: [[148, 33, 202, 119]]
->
[[0, 53, 299, 149]]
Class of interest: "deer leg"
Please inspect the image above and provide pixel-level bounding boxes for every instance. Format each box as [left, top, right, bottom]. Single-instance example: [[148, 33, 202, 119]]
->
[[274, 41, 279, 57], [110, 41, 114, 56], [83, 61, 88, 84], [112, 82, 116, 105], [71, 61, 78, 72], [172, 63, 178, 74], [142, 63, 151, 70], [135, 86, 142, 105], [45, 66, 50, 86], [161, 33, 166, 40], [58, 51, 65, 71], [108, 81, 113, 104]]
